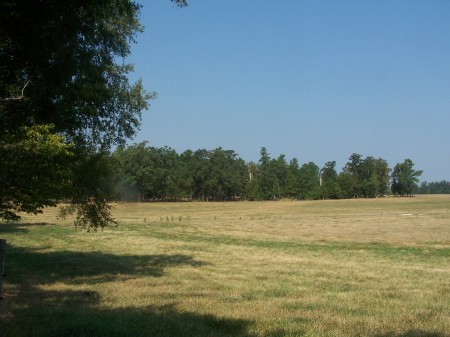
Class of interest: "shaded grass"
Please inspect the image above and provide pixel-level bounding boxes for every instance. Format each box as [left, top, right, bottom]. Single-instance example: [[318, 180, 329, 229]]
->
[[1, 196, 449, 336]]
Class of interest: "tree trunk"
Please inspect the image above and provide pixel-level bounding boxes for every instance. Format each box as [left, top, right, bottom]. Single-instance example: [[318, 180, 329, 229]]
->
[[0, 239, 6, 299]]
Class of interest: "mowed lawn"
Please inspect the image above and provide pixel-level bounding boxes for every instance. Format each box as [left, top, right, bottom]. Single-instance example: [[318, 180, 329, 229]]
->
[[0, 196, 449, 337]]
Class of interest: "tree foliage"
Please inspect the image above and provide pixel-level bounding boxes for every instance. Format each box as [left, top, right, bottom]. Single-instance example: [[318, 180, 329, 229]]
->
[[0, 0, 162, 227], [111, 146, 414, 202], [112, 144, 247, 201], [416, 181, 450, 194], [341, 154, 391, 198], [0, 125, 73, 221], [0, 0, 151, 149], [391, 159, 423, 197]]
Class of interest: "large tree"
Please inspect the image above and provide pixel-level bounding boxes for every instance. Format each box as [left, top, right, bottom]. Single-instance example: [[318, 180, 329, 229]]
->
[[320, 161, 339, 199], [0, 0, 185, 228], [343, 154, 391, 198], [391, 159, 423, 197]]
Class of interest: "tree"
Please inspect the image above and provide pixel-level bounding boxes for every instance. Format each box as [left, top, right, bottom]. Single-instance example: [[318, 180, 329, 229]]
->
[[272, 155, 289, 198], [257, 147, 276, 200], [336, 172, 355, 199], [255, 148, 289, 200], [417, 181, 450, 194], [343, 154, 391, 198], [0, 0, 185, 228], [0, 125, 73, 221], [374, 158, 391, 196], [1, 0, 150, 148], [343, 153, 363, 197], [209, 148, 247, 200], [298, 162, 321, 200], [320, 161, 340, 199], [391, 159, 423, 197], [359, 156, 379, 197], [244, 162, 260, 200], [285, 158, 301, 199], [112, 142, 154, 201]]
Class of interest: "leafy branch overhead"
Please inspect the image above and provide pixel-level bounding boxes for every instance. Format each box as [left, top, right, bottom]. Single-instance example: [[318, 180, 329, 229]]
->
[[0, 0, 184, 229]]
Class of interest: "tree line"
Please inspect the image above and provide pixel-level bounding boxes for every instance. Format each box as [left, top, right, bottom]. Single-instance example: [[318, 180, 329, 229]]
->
[[416, 181, 450, 194], [108, 143, 425, 202]]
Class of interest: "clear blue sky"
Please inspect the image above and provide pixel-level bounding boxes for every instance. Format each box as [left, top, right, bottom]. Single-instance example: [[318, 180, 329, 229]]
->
[[128, 0, 450, 182]]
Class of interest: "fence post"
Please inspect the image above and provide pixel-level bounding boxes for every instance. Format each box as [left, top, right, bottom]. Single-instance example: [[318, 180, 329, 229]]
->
[[0, 239, 6, 299]]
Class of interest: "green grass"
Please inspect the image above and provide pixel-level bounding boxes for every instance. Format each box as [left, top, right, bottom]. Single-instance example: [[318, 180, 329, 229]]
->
[[1, 196, 449, 337]]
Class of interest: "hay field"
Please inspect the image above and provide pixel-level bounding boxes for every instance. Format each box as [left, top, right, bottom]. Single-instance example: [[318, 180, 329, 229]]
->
[[1, 196, 449, 336]]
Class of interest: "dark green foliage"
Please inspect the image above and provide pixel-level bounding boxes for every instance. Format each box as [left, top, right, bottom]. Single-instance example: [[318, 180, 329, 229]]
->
[[59, 200, 117, 232], [0, 0, 151, 149], [320, 161, 340, 199], [112, 144, 247, 201], [298, 162, 321, 200], [110, 146, 418, 202], [416, 180, 450, 194], [391, 159, 423, 197], [0, 125, 73, 221], [341, 154, 391, 198], [0, 0, 163, 227]]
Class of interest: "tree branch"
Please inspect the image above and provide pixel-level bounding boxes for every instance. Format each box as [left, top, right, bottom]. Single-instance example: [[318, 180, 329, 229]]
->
[[0, 80, 31, 102]]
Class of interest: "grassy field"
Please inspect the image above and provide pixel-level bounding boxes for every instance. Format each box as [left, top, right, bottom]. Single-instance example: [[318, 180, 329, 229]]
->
[[0, 196, 449, 337]]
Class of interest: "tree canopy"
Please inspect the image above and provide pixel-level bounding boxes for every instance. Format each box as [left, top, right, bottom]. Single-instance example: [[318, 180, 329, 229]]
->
[[1, 0, 151, 149], [0, 0, 183, 228], [110, 144, 425, 202], [391, 159, 423, 197]]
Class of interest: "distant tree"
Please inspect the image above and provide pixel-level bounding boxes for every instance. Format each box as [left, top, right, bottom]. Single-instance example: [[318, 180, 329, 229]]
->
[[273, 155, 289, 198], [285, 158, 301, 199], [416, 181, 450, 194], [359, 157, 379, 197], [165, 162, 192, 200], [336, 172, 355, 199], [343, 153, 363, 197], [320, 161, 340, 199], [343, 154, 391, 198], [374, 158, 391, 196], [391, 159, 423, 196], [149, 146, 179, 199], [257, 147, 277, 200], [112, 142, 154, 201], [244, 161, 259, 200], [188, 149, 213, 201], [298, 162, 321, 200]]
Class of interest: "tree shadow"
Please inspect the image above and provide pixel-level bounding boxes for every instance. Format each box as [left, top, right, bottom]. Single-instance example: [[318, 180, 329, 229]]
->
[[6, 244, 209, 284], [0, 244, 301, 337], [0, 222, 45, 234], [0, 245, 269, 336], [1, 287, 259, 337], [373, 332, 449, 337]]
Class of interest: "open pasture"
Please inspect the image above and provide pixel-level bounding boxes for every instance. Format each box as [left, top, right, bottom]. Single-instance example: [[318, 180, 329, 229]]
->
[[1, 196, 449, 336]]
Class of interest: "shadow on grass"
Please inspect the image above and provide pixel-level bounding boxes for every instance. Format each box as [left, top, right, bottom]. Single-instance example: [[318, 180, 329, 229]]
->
[[0, 222, 43, 234], [0, 245, 274, 337], [6, 244, 209, 284], [1, 287, 259, 337], [374, 332, 449, 337], [0, 247, 298, 337]]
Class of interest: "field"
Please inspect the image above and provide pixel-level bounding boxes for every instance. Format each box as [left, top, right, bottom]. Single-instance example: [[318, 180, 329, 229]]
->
[[1, 196, 449, 337]]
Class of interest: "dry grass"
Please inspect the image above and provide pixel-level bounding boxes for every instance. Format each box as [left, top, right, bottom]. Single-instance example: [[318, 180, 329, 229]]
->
[[1, 196, 449, 336]]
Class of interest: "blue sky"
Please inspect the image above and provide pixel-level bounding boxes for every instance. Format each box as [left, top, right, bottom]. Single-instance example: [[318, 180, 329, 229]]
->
[[128, 0, 450, 182]]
